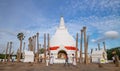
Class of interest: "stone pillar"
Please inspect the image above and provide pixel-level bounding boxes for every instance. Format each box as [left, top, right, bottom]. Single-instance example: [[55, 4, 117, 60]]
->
[[44, 33, 46, 63], [91, 49, 93, 54], [98, 43, 100, 50], [114, 54, 119, 67], [23, 42, 25, 52], [76, 33, 78, 63], [34, 35, 37, 54], [32, 36, 35, 53], [4, 42, 9, 62], [30, 37, 33, 51], [47, 33, 50, 55], [8, 42, 12, 62], [17, 48, 20, 62], [37, 33, 39, 54], [86, 35, 89, 63], [39, 44, 41, 53], [39, 44, 41, 62], [83, 26, 88, 64], [80, 29, 83, 63], [103, 42, 106, 51], [19, 37, 23, 62], [28, 37, 31, 51], [36, 32, 39, 63], [90, 48, 93, 63]]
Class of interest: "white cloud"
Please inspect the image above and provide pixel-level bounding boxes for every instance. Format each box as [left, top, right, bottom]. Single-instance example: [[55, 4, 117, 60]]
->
[[99, 0, 120, 10], [104, 31, 119, 39], [64, 15, 120, 38], [91, 31, 120, 43], [60, 0, 120, 16], [0, 0, 120, 52], [90, 15, 120, 33], [91, 39, 96, 42]]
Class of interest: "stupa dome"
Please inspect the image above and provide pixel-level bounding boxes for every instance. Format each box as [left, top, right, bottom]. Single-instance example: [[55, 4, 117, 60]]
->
[[50, 17, 76, 50]]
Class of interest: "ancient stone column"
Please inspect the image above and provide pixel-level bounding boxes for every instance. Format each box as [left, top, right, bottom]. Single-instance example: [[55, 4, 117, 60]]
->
[[114, 54, 119, 67], [98, 43, 100, 50], [17, 48, 20, 62], [37, 33, 39, 54], [103, 42, 106, 51], [36, 32, 39, 62], [44, 33, 46, 63], [28, 37, 30, 51], [37, 44, 40, 54], [39, 44, 41, 62], [18, 37, 23, 62], [103, 41, 108, 63], [28, 37, 33, 51], [47, 33, 50, 55], [86, 35, 89, 63], [76, 33, 78, 63], [8, 42, 12, 62], [4, 42, 9, 62], [11, 51, 14, 55], [32, 36, 35, 62], [39, 44, 41, 53], [90, 48, 93, 63], [32, 36, 34, 52], [80, 29, 83, 63], [23, 42, 25, 52], [91, 49, 93, 54], [83, 26, 88, 64], [34, 35, 37, 54]]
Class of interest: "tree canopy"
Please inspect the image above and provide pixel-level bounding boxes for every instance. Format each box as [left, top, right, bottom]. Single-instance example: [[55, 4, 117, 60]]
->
[[39, 48, 45, 54], [107, 47, 120, 60], [17, 32, 25, 41]]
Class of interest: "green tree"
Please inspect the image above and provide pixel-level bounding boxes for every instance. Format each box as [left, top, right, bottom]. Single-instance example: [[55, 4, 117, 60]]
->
[[17, 32, 25, 62], [107, 47, 120, 60], [39, 48, 45, 54], [0, 54, 5, 59]]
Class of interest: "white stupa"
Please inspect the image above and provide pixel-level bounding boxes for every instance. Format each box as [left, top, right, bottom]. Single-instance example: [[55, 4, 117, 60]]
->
[[50, 16, 77, 63]]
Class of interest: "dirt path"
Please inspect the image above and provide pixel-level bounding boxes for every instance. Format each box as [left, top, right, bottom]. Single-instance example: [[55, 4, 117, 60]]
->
[[0, 62, 120, 71]]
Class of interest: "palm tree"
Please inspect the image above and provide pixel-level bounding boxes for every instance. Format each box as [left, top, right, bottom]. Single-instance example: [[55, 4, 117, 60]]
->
[[17, 32, 25, 62]]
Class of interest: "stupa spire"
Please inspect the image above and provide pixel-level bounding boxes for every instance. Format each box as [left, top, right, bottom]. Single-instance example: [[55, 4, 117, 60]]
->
[[59, 16, 66, 29]]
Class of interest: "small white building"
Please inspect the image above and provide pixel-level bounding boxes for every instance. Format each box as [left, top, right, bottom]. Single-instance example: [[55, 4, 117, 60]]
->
[[91, 48, 107, 63], [23, 50, 34, 62]]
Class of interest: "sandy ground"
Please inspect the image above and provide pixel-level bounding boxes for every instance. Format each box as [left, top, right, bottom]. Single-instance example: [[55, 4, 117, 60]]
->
[[0, 62, 120, 71]]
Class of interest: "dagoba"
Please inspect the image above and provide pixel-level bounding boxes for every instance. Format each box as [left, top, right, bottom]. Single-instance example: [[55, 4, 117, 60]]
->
[[50, 16, 77, 63]]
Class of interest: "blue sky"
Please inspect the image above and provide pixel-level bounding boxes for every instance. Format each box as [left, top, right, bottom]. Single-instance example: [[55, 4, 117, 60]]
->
[[0, 0, 120, 53]]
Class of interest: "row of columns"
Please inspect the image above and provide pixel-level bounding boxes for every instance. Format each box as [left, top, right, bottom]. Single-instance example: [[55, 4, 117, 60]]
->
[[28, 33, 40, 63], [28, 33, 50, 63], [4, 42, 13, 62], [44, 33, 50, 63], [77, 26, 107, 64], [75, 26, 89, 64], [96, 42, 106, 51]]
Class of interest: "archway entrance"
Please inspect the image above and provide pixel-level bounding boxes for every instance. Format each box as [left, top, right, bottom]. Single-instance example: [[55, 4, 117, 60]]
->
[[58, 50, 67, 59]]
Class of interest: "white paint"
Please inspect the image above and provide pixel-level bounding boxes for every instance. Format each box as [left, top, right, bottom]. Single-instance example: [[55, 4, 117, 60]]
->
[[50, 17, 76, 63], [91, 48, 108, 63], [23, 50, 34, 62]]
